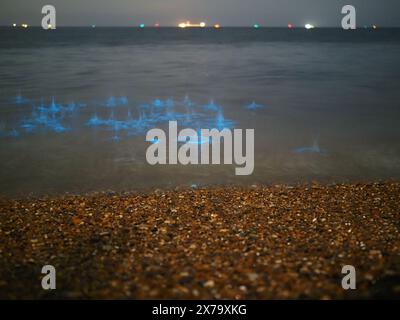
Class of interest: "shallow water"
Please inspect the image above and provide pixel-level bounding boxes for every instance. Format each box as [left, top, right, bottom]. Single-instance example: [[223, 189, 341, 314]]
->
[[1, 27, 400, 196]]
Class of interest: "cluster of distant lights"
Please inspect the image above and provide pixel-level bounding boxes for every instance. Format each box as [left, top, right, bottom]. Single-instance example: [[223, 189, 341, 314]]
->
[[10, 22, 379, 30]]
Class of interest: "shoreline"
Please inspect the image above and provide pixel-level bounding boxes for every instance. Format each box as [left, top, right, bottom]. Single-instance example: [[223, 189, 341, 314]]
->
[[2, 178, 400, 200], [1, 182, 399, 299]]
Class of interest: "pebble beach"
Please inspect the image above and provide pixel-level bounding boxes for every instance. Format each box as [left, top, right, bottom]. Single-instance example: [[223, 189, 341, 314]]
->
[[1, 182, 399, 299]]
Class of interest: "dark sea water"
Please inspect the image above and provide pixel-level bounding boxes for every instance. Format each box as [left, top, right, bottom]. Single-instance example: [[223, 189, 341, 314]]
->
[[1, 27, 400, 196]]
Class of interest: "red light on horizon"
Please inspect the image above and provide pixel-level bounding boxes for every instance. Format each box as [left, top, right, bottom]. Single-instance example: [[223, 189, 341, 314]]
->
[[154, 23, 160, 27], [288, 23, 293, 29]]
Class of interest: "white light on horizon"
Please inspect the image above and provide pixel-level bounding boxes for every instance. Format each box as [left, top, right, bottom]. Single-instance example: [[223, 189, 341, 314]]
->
[[305, 24, 315, 29], [178, 21, 206, 28]]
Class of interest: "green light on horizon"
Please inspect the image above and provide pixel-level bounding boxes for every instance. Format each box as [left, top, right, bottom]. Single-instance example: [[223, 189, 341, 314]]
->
[[139, 23, 145, 28], [253, 24, 260, 29]]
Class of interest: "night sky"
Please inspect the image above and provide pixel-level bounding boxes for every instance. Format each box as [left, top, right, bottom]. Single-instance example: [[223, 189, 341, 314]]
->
[[1, 0, 400, 27]]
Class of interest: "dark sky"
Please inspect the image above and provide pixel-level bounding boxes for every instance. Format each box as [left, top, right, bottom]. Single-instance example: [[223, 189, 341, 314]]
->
[[1, 0, 400, 27]]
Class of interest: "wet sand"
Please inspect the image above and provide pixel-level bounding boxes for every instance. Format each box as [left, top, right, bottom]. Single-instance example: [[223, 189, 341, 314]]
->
[[0, 182, 399, 299]]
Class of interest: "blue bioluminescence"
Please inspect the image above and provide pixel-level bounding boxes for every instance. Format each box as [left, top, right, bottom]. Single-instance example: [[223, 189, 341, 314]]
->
[[152, 99, 165, 108], [6, 129, 20, 138], [49, 97, 62, 113], [119, 96, 129, 106], [202, 99, 220, 112], [178, 132, 211, 145], [104, 96, 128, 108], [65, 102, 77, 113], [19, 98, 69, 134], [147, 137, 160, 144], [245, 101, 265, 111], [48, 120, 67, 133], [127, 108, 133, 120], [183, 95, 195, 108], [128, 109, 150, 134], [4, 95, 239, 141], [165, 98, 174, 108], [214, 109, 235, 130], [293, 138, 327, 154], [105, 96, 117, 108], [87, 113, 104, 126], [20, 122, 36, 133], [14, 93, 30, 105]]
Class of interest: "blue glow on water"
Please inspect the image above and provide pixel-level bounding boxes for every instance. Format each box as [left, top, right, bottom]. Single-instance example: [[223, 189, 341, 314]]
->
[[152, 99, 165, 108], [293, 137, 327, 154], [14, 93, 30, 105], [165, 98, 174, 108], [245, 101, 265, 111], [65, 102, 77, 113], [214, 109, 235, 130], [105, 97, 117, 108], [18, 98, 69, 134], [183, 95, 195, 108], [49, 97, 61, 113], [202, 99, 220, 112], [179, 134, 211, 145], [87, 113, 103, 126], [20, 122, 36, 133], [3, 95, 238, 141], [104, 96, 129, 108], [127, 108, 133, 120], [50, 121, 67, 133], [147, 137, 160, 144], [119, 96, 129, 106], [6, 129, 20, 137]]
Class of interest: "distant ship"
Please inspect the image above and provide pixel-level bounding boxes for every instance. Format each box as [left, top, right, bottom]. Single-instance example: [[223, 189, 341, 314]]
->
[[178, 21, 206, 28]]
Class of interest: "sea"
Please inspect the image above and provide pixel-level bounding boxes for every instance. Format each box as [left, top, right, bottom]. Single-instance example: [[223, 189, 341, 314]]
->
[[0, 27, 400, 196]]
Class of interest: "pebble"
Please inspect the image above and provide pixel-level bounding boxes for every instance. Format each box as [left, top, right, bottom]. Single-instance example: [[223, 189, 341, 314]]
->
[[0, 182, 399, 299]]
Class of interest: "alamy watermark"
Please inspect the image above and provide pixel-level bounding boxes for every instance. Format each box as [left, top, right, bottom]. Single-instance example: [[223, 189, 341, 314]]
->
[[41, 5, 56, 29], [41, 265, 56, 290], [146, 121, 255, 175], [341, 5, 356, 30], [341, 265, 356, 290]]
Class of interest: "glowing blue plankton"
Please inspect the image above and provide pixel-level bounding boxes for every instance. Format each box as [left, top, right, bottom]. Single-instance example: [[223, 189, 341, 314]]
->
[[47, 120, 67, 133], [148, 137, 160, 144], [6, 129, 20, 138], [65, 102, 83, 114], [87, 113, 105, 126], [13, 93, 30, 105], [245, 101, 265, 111], [178, 131, 211, 145], [104, 96, 129, 108], [20, 122, 36, 133], [152, 99, 165, 108], [119, 96, 129, 106], [183, 95, 195, 108], [20, 98, 68, 134], [105, 97, 117, 108], [49, 97, 62, 114], [202, 99, 220, 112], [215, 109, 235, 130], [127, 109, 152, 135], [293, 137, 327, 154]]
